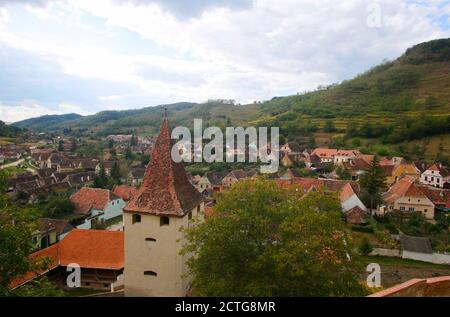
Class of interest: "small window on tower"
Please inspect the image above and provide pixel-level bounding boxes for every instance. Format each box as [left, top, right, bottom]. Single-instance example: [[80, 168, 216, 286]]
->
[[145, 237, 156, 242], [132, 214, 141, 224], [197, 205, 200, 213], [160, 216, 170, 226], [188, 212, 192, 220], [144, 271, 157, 277]]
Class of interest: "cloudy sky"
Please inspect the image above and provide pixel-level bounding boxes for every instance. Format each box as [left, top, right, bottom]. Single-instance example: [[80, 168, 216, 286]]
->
[[0, 0, 449, 122]]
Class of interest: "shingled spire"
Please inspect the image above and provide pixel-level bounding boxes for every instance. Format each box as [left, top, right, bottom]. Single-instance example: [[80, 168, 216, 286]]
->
[[124, 118, 202, 216]]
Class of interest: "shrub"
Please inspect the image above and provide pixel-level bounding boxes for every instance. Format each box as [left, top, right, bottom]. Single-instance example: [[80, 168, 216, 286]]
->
[[351, 225, 374, 233], [358, 237, 373, 256]]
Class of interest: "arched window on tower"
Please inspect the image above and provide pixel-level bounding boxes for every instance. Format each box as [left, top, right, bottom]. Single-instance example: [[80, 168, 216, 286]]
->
[[144, 271, 157, 277]]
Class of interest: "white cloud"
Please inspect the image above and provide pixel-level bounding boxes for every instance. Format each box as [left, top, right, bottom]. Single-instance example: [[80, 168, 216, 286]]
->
[[0, 0, 449, 121], [0, 102, 63, 122]]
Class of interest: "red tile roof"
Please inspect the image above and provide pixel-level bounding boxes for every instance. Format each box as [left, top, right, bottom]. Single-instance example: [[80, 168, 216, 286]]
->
[[124, 119, 203, 216], [346, 206, 368, 225], [70, 187, 113, 214], [58, 229, 124, 269], [427, 164, 450, 177], [10, 229, 124, 289], [112, 185, 137, 201], [382, 175, 424, 205], [311, 148, 338, 159]]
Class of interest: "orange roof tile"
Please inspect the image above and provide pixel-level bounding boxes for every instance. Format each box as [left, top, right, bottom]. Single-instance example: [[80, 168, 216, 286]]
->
[[382, 175, 422, 205], [70, 187, 112, 214], [340, 183, 356, 202], [112, 185, 137, 201], [311, 148, 338, 159], [58, 229, 124, 269], [10, 229, 124, 289]]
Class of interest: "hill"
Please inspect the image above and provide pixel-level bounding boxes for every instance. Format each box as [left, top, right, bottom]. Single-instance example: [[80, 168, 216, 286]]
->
[[12, 39, 450, 158], [0, 120, 21, 137], [13, 113, 83, 131]]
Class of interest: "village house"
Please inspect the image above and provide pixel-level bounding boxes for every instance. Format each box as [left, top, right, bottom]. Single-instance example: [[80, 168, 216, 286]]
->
[[345, 206, 369, 225], [342, 154, 374, 180], [6, 174, 39, 192], [96, 161, 118, 176], [36, 167, 57, 178], [63, 171, 95, 188], [418, 186, 450, 213], [11, 229, 124, 291], [275, 177, 366, 214], [46, 153, 84, 172], [222, 169, 258, 188], [128, 166, 146, 186], [31, 149, 55, 168], [70, 187, 125, 229], [311, 148, 338, 163], [384, 163, 421, 186], [32, 218, 73, 250], [303, 152, 321, 168], [112, 185, 137, 202], [106, 134, 133, 143], [123, 118, 204, 296], [378, 175, 435, 220], [333, 149, 362, 165], [280, 141, 303, 154], [197, 170, 228, 192], [280, 152, 304, 167], [420, 163, 450, 189], [379, 156, 407, 166], [25, 182, 71, 203], [340, 182, 367, 213]]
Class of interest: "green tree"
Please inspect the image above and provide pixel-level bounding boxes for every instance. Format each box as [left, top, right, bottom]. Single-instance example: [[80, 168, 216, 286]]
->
[[111, 162, 121, 185], [336, 166, 351, 180], [358, 237, 373, 256], [182, 178, 366, 296], [130, 135, 138, 146], [125, 146, 133, 160], [70, 138, 77, 152], [57, 140, 64, 152], [46, 198, 75, 218], [359, 156, 386, 212], [13, 277, 65, 297], [93, 163, 108, 189], [0, 170, 55, 296]]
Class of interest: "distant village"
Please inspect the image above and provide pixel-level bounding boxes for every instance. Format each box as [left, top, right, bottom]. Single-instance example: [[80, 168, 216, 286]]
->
[[1, 126, 449, 295]]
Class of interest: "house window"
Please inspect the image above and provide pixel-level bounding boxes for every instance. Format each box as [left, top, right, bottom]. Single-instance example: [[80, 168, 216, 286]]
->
[[197, 205, 200, 213], [145, 237, 156, 242], [144, 271, 157, 277], [409, 207, 415, 212], [132, 214, 141, 224], [424, 209, 428, 213], [160, 216, 170, 226], [389, 205, 394, 210], [188, 212, 192, 220], [400, 207, 405, 211], [425, 176, 428, 181]]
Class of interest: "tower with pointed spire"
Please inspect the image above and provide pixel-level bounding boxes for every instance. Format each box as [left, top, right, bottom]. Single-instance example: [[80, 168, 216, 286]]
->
[[123, 118, 204, 297]]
